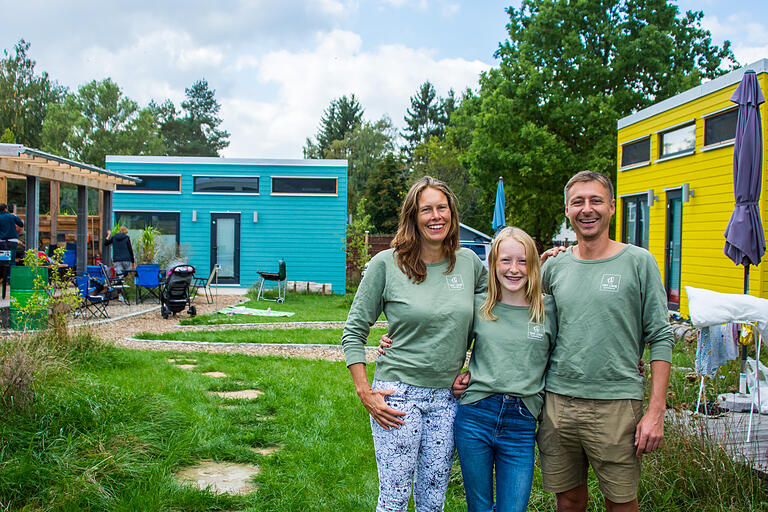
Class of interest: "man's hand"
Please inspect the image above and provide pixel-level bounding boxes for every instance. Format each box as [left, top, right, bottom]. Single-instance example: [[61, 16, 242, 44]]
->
[[452, 371, 470, 398], [634, 407, 664, 456], [540, 246, 567, 265], [358, 387, 406, 430]]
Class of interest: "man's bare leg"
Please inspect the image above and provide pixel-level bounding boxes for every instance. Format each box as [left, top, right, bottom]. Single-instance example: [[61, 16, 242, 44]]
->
[[605, 497, 639, 512], [556, 484, 588, 512]]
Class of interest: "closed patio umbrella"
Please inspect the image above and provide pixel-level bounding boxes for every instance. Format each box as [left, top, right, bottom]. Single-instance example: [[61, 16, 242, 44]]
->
[[724, 69, 765, 293], [492, 176, 506, 234]]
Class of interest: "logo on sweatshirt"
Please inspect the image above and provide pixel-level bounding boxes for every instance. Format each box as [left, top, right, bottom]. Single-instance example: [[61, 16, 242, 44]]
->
[[528, 322, 545, 340], [600, 273, 622, 292], [446, 274, 464, 290]]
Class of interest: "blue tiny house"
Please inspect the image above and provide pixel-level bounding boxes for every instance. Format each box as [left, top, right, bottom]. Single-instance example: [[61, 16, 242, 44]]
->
[[106, 156, 348, 294]]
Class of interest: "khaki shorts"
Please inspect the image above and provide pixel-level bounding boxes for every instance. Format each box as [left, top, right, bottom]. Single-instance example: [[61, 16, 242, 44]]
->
[[537, 392, 644, 504]]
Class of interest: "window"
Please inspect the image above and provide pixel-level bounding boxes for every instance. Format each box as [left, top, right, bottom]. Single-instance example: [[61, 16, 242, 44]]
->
[[114, 211, 180, 257], [659, 123, 695, 159], [620, 137, 651, 167], [193, 176, 259, 194], [116, 175, 180, 192], [271, 177, 337, 195], [704, 108, 737, 147], [622, 194, 649, 249]]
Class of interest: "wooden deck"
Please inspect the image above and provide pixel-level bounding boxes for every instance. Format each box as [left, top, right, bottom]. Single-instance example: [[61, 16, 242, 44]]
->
[[673, 410, 768, 472]]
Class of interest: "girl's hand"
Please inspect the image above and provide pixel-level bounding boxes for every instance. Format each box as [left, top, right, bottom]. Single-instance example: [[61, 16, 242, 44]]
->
[[378, 333, 393, 356], [452, 371, 471, 398]]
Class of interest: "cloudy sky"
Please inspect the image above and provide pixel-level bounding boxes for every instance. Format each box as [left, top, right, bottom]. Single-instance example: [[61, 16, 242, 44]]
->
[[2, 0, 766, 158]]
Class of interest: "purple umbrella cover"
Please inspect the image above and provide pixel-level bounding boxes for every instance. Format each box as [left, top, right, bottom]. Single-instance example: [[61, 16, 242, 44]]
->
[[724, 70, 766, 268]]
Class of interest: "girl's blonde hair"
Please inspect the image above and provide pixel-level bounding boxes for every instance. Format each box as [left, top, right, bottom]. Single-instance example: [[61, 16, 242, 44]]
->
[[391, 176, 460, 283], [480, 226, 545, 324]]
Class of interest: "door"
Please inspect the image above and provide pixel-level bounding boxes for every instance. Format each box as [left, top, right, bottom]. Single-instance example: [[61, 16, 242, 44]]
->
[[211, 213, 240, 285], [664, 190, 682, 310]]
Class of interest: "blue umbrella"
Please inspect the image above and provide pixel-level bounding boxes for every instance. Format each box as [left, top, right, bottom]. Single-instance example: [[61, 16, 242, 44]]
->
[[492, 176, 506, 233], [724, 69, 766, 295]]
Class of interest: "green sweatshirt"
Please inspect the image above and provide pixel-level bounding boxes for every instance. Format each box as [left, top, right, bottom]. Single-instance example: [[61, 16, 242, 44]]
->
[[461, 294, 557, 419], [341, 248, 487, 388], [541, 245, 674, 400]]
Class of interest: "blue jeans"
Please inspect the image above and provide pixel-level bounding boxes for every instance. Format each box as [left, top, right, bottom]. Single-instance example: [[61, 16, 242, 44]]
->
[[454, 394, 537, 512]]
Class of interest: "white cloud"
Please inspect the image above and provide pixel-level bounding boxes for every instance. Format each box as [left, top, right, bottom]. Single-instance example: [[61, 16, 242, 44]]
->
[[220, 29, 489, 158], [700, 14, 768, 66]]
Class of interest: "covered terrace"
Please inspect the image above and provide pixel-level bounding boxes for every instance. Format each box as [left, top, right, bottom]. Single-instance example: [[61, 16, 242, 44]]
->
[[0, 144, 139, 271]]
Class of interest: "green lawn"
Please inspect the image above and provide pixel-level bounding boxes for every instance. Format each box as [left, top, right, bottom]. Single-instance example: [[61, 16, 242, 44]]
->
[[135, 327, 387, 346], [182, 292, 360, 325]]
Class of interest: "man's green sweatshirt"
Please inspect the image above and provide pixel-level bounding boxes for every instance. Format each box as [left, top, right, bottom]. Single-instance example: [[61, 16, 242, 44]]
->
[[341, 248, 487, 389], [541, 245, 674, 400]]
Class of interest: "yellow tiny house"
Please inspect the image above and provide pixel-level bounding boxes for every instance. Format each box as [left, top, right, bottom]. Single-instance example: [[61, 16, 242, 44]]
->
[[616, 59, 768, 315]]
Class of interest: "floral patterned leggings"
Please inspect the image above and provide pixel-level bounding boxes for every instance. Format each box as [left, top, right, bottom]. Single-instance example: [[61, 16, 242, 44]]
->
[[370, 379, 458, 512]]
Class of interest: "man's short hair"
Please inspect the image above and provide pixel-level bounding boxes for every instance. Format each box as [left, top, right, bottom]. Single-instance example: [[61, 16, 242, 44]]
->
[[564, 171, 615, 204], [0, 203, 7, 213]]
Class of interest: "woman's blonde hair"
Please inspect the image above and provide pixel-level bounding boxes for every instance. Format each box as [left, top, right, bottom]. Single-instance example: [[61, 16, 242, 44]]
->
[[480, 226, 545, 324], [391, 176, 460, 283]]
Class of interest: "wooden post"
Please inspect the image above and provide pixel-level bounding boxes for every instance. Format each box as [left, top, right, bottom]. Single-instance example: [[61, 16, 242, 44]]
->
[[101, 190, 113, 266], [49, 181, 59, 246], [76, 186, 87, 274], [0, 177, 6, 204], [25, 176, 39, 253]]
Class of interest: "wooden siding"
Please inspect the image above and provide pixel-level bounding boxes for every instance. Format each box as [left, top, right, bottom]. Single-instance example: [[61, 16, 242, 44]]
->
[[107, 159, 348, 294], [616, 73, 768, 315]]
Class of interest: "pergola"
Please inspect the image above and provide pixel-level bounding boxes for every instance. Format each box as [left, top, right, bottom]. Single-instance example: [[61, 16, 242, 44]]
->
[[0, 143, 139, 272]]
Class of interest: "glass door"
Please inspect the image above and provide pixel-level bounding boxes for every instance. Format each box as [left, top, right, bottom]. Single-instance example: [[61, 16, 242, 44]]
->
[[622, 194, 649, 249], [211, 213, 240, 285], [665, 190, 682, 310]]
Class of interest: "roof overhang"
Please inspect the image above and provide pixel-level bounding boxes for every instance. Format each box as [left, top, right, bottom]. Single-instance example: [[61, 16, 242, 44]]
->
[[0, 144, 141, 191]]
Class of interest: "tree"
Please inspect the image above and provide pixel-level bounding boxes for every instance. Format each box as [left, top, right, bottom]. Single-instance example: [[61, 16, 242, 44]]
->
[[401, 82, 457, 159], [41, 78, 164, 167], [0, 40, 65, 148], [303, 94, 363, 158], [460, 0, 737, 243], [156, 79, 230, 156], [364, 153, 407, 233]]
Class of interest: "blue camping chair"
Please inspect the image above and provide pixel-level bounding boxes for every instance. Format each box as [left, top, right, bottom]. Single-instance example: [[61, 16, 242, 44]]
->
[[134, 264, 161, 304], [62, 246, 76, 272], [76, 275, 109, 318]]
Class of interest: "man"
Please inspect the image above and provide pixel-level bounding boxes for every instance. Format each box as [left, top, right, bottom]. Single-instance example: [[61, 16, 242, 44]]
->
[[0, 203, 23, 265], [537, 170, 673, 512]]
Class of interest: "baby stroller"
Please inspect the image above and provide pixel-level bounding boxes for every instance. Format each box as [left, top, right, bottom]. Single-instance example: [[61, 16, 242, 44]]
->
[[160, 264, 197, 319]]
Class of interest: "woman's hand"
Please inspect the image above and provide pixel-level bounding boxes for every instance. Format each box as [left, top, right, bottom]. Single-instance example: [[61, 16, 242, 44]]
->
[[359, 387, 406, 430], [452, 371, 471, 398], [378, 333, 393, 356], [540, 246, 567, 265]]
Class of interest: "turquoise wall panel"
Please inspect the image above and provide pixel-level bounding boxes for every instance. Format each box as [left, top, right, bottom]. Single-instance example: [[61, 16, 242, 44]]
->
[[106, 157, 348, 294]]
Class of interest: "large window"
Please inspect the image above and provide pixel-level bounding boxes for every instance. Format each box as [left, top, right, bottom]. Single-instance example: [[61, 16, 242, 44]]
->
[[659, 123, 695, 159], [704, 108, 737, 147], [271, 177, 337, 195], [116, 175, 181, 192], [622, 194, 649, 249], [620, 137, 651, 168], [114, 211, 180, 260], [193, 176, 259, 194]]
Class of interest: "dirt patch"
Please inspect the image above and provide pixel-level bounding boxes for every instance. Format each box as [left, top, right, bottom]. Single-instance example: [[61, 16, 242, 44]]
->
[[250, 446, 280, 456], [211, 389, 264, 400], [204, 371, 228, 378], [176, 460, 260, 495], [176, 364, 197, 370]]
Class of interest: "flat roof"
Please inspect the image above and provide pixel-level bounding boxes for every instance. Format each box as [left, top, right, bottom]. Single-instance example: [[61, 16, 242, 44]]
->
[[618, 58, 768, 130], [106, 155, 348, 167]]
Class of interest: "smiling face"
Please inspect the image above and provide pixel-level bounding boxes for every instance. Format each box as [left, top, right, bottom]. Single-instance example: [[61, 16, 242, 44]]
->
[[565, 180, 615, 242], [417, 187, 451, 246], [495, 237, 528, 302]]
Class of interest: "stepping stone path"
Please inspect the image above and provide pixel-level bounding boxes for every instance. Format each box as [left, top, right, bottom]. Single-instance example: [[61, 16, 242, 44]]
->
[[176, 364, 198, 370], [250, 446, 280, 456], [204, 371, 228, 378], [211, 389, 264, 400], [176, 460, 260, 495]]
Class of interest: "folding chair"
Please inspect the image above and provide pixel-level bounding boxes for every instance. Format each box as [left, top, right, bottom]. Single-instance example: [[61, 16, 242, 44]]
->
[[192, 266, 217, 304], [256, 259, 286, 302], [99, 262, 129, 303], [134, 264, 161, 304], [0, 241, 11, 300], [87, 265, 117, 300], [76, 275, 109, 318]]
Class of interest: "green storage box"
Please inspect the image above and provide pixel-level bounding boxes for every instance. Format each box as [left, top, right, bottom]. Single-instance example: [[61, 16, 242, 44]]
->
[[10, 290, 43, 308], [10, 266, 49, 291], [10, 308, 48, 331]]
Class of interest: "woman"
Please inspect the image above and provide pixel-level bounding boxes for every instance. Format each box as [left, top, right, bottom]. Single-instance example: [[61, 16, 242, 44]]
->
[[104, 226, 135, 276], [453, 226, 556, 512], [341, 176, 486, 512]]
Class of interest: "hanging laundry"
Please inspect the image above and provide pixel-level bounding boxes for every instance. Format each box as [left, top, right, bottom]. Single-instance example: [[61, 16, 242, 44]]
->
[[696, 324, 738, 376]]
